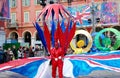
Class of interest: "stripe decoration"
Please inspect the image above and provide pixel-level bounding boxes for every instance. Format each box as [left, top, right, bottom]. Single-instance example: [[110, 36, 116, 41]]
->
[[54, 20, 76, 53], [64, 21, 76, 52], [33, 19, 76, 55], [51, 20, 56, 47], [36, 4, 72, 21], [61, 19, 66, 32], [33, 22, 47, 51], [43, 22, 51, 52]]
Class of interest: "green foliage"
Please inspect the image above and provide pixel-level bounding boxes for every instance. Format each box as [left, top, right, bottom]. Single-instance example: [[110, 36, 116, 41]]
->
[[3, 43, 20, 50]]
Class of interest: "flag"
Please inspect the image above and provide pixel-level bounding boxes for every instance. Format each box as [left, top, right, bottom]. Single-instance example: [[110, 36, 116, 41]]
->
[[75, 6, 90, 25]]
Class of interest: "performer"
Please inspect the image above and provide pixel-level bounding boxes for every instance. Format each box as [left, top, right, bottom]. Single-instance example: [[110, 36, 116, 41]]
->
[[50, 41, 65, 78]]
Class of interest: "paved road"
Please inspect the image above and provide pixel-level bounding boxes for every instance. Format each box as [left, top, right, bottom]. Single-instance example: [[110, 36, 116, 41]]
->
[[0, 70, 120, 78], [79, 70, 120, 78], [0, 71, 27, 78]]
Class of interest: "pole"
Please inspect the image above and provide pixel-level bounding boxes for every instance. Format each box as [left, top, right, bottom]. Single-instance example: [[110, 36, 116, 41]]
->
[[91, 0, 95, 33]]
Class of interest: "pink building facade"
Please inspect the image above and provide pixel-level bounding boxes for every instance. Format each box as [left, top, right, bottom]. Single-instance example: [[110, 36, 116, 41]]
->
[[5, 0, 120, 47]]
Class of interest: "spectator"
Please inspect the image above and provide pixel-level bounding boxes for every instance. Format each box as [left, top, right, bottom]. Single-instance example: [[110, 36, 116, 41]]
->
[[35, 45, 40, 56], [0, 46, 2, 51], [29, 46, 34, 57], [18, 47, 23, 59], [32, 47, 35, 53], [4, 49, 9, 62], [0, 47, 4, 64], [12, 45, 18, 59], [7, 48, 14, 61]]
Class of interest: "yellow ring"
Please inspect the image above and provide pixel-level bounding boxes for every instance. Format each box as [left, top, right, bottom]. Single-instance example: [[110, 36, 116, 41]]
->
[[70, 30, 93, 53]]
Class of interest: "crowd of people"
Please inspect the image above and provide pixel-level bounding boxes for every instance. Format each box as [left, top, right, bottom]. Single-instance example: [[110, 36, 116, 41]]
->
[[0, 45, 45, 64], [0, 44, 74, 64]]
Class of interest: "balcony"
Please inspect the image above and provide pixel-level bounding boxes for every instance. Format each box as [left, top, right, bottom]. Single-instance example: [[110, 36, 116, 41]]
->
[[7, 22, 18, 29]]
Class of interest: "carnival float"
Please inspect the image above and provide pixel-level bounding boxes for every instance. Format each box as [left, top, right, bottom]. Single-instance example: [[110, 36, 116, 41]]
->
[[0, 2, 120, 78]]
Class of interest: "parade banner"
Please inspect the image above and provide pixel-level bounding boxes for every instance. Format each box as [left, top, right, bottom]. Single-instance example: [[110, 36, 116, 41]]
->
[[0, 0, 10, 20], [67, 5, 91, 27], [67, 2, 119, 27], [101, 2, 119, 25]]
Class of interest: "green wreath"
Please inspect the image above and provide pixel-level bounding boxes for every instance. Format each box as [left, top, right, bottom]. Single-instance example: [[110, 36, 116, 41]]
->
[[94, 28, 120, 51]]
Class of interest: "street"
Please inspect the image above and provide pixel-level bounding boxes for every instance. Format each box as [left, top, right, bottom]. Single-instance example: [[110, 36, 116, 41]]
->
[[0, 70, 120, 78]]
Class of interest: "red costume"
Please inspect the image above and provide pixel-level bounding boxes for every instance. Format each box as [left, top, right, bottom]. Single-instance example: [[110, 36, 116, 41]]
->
[[50, 42, 64, 78]]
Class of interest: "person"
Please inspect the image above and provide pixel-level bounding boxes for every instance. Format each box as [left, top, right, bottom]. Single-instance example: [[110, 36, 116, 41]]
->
[[18, 47, 23, 59], [23, 47, 27, 58], [7, 48, 14, 61], [29, 46, 34, 57], [34, 45, 40, 56], [0, 46, 4, 64], [50, 41, 64, 78], [0, 46, 2, 51], [12, 45, 18, 59]]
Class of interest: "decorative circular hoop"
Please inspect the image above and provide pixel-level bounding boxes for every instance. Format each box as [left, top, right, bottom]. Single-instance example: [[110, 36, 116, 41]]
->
[[70, 30, 93, 53], [95, 28, 120, 51]]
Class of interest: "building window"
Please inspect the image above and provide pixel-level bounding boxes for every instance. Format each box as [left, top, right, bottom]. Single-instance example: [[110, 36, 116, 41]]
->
[[36, 10, 41, 21], [24, 12, 29, 23], [22, 0, 30, 6], [61, 0, 67, 2], [10, 0, 17, 8], [36, 11, 40, 18], [34, 0, 41, 5], [11, 13, 16, 23]]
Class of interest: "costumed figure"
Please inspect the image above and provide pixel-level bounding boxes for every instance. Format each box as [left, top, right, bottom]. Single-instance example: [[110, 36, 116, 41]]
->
[[50, 41, 64, 78], [48, 21, 76, 78], [33, 4, 76, 78], [71, 40, 84, 54], [33, 20, 76, 78]]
